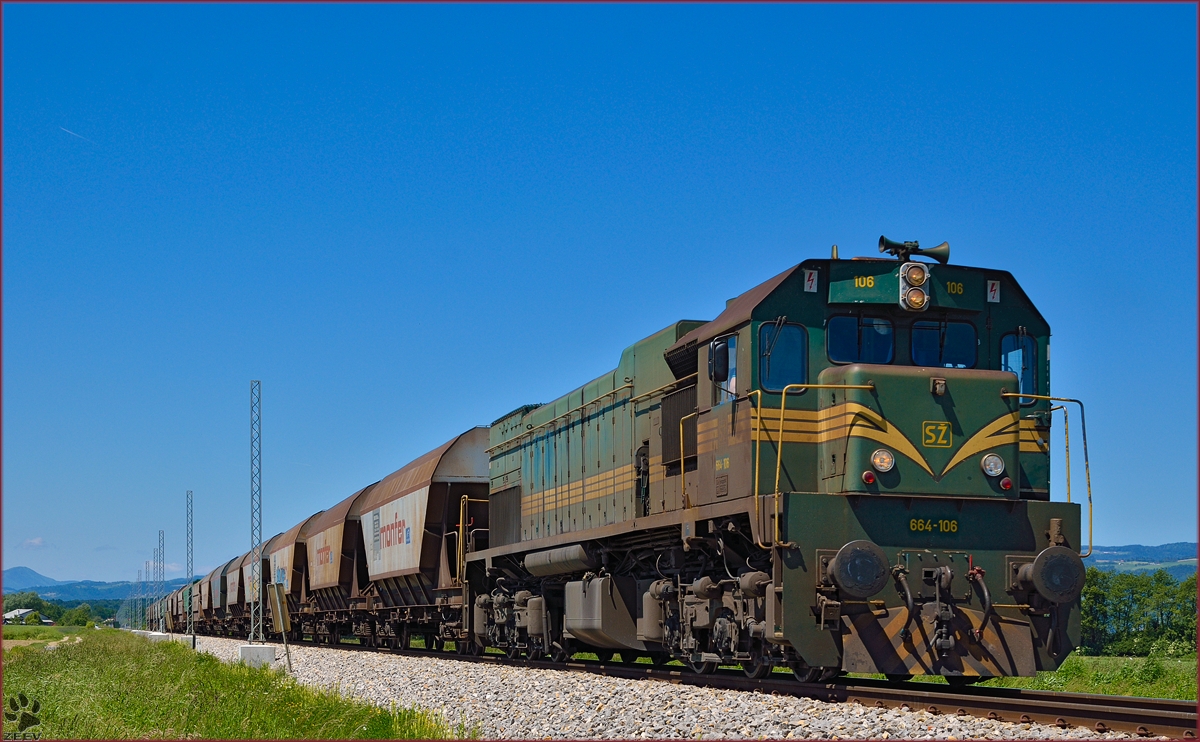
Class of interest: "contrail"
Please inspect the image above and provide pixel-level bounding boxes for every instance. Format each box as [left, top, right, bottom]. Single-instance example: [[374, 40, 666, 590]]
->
[[60, 126, 96, 145]]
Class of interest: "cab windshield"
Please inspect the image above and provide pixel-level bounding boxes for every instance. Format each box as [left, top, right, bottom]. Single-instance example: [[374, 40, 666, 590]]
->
[[911, 321, 976, 368]]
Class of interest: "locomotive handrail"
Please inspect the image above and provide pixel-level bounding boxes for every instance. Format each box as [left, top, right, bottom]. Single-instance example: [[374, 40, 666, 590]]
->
[[747, 390, 771, 550], [629, 373, 698, 405], [1051, 405, 1071, 503], [770, 382, 876, 548], [1002, 393, 1093, 559], [457, 495, 490, 585]]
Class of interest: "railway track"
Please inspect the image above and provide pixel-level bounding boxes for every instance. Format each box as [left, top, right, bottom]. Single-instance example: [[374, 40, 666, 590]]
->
[[273, 636, 1197, 738]]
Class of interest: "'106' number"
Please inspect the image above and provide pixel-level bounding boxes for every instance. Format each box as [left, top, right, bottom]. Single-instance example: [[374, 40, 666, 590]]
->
[[910, 518, 958, 533]]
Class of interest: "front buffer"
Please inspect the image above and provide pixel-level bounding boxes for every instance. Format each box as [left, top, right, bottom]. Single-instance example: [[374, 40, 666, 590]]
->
[[780, 493, 1083, 678]]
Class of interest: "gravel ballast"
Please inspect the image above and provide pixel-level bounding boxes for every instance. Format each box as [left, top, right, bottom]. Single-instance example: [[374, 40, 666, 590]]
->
[[194, 636, 1137, 739]]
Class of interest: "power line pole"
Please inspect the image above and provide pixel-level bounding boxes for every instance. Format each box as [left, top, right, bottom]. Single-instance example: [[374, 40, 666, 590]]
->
[[143, 561, 151, 629], [249, 380, 263, 643], [156, 530, 165, 629], [135, 568, 142, 630], [186, 490, 194, 640]]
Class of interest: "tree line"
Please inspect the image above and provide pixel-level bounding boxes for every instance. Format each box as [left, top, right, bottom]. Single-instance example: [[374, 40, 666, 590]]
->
[[2, 592, 121, 625], [1080, 567, 1197, 656]]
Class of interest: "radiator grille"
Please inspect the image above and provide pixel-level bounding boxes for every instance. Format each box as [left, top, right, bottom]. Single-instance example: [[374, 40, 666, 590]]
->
[[489, 486, 521, 547]]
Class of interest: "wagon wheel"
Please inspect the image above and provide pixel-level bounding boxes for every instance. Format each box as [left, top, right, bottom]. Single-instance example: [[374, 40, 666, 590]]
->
[[423, 633, 441, 652], [885, 673, 913, 683], [595, 650, 617, 664], [792, 664, 822, 683], [460, 639, 484, 656], [650, 652, 672, 667], [687, 659, 718, 675], [505, 644, 524, 661], [550, 642, 571, 663]]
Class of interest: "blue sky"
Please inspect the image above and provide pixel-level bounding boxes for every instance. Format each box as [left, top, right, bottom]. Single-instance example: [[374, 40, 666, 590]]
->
[[3, 4, 1195, 582]]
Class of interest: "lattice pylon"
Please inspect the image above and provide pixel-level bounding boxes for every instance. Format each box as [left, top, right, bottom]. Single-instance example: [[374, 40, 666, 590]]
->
[[186, 490, 194, 636], [249, 380, 263, 643]]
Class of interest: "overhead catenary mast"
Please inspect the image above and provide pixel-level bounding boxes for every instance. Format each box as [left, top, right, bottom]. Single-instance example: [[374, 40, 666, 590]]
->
[[143, 560, 151, 630], [157, 530, 165, 632], [249, 380, 263, 643], [186, 490, 194, 640]]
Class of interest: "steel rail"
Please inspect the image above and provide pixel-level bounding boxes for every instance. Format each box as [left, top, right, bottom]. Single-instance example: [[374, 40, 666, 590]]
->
[[269, 635, 1195, 738]]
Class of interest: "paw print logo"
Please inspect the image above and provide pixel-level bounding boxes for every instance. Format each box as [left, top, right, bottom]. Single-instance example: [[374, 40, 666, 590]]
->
[[4, 694, 41, 732]]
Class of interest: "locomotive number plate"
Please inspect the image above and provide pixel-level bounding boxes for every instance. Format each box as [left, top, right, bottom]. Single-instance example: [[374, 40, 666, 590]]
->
[[910, 518, 958, 533], [922, 421, 952, 448]]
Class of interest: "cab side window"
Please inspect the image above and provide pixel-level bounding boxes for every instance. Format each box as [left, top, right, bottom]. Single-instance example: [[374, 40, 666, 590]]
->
[[1000, 332, 1037, 405], [827, 316, 894, 364], [759, 322, 808, 392]]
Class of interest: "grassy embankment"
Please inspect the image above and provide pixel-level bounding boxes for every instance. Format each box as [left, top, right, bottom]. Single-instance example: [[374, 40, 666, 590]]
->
[[974, 653, 1197, 700], [2, 629, 470, 739], [842, 653, 1197, 700]]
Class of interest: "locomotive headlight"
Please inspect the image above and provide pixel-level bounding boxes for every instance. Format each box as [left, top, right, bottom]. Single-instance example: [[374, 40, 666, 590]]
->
[[904, 287, 928, 310], [980, 453, 1005, 477], [903, 264, 927, 287], [871, 449, 895, 472], [828, 540, 890, 599]]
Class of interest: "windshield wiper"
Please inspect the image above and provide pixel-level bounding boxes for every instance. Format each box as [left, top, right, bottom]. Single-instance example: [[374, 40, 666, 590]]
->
[[762, 316, 787, 376]]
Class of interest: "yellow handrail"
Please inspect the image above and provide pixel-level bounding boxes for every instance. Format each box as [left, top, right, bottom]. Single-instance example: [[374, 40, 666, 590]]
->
[[769, 382, 875, 547], [1051, 405, 1070, 503], [630, 373, 699, 405], [747, 390, 770, 550], [1002, 393, 1092, 559], [457, 494, 490, 585], [679, 411, 698, 509]]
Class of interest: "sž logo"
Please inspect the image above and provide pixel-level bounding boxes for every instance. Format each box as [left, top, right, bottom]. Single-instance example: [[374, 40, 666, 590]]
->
[[4, 693, 41, 739]]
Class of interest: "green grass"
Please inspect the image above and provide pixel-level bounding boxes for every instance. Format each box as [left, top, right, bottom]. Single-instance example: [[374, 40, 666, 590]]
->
[[3, 625, 84, 641], [978, 654, 1197, 700], [851, 654, 1197, 700], [2, 629, 471, 739]]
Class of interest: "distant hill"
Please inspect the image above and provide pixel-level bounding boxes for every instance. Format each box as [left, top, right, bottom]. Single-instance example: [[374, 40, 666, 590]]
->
[[1089, 543, 1196, 581], [1090, 543, 1197, 563], [3, 570, 198, 601], [3, 567, 62, 591]]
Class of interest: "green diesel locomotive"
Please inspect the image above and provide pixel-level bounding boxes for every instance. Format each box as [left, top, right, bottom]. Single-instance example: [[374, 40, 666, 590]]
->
[[471, 236, 1089, 682], [173, 236, 1091, 686]]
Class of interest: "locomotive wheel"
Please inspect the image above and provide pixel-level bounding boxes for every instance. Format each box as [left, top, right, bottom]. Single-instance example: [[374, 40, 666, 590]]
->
[[818, 667, 843, 682], [506, 644, 523, 660], [885, 673, 914, 682], [550, 643, 571, 663], [792, 665, 821, 683], [649, 653, 671, 667], [743, 654, 773, 679], [595, 650, 616, 663], [687, 659, 718, 675]]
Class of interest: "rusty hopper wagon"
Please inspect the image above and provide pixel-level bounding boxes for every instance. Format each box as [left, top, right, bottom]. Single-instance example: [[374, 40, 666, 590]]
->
[[189, 237, 1089, 684]]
